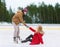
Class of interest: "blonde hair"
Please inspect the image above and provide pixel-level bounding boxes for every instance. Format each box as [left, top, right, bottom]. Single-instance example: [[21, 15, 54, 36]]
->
[[37, 25, 43, 32]]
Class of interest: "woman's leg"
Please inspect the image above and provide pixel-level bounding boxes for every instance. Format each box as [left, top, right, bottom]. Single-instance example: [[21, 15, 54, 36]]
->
[[26, 34, 33, 39], [21, 34, 33, 43]]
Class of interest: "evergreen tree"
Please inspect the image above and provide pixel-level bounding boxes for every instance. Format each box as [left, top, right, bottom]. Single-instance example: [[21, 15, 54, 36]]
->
[[0, 0, 10, 22], [55, 3, 60, 23]]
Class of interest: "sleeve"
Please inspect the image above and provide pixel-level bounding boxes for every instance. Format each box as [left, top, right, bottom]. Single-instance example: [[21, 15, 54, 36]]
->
[[40, 37, 44, 44], [19, 15, 24, 22], [38, 33, 44, 44], [18, 12, 24, 23], [29, 27, 36, 32], [24, 24, 36, 32]]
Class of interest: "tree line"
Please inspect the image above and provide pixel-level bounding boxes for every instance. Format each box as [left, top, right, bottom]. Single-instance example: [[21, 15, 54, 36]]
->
[[0, 1, 60, 23]]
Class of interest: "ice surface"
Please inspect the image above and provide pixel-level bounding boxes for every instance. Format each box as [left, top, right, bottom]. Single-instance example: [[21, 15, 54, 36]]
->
[[0, 23, 60, 47]]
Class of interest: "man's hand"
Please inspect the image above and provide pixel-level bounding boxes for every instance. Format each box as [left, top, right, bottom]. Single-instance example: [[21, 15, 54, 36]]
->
[[22, 21, 26, 25]]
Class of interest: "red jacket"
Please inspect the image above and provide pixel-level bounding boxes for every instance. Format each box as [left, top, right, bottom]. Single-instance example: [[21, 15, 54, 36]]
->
[[29, 27, 44, 45]]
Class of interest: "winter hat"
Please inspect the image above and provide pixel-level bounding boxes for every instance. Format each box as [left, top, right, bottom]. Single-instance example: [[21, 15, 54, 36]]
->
[[23, 7, 28, 12]]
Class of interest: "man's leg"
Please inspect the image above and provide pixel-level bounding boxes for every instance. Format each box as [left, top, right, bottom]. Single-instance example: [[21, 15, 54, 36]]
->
[[14, 25, 18, 43], [17, 26, 20, 40], [13, 22, 20, 43]]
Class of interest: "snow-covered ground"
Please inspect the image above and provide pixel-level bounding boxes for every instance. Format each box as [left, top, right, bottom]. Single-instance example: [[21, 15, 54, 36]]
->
[[0, 23, 60, 47]]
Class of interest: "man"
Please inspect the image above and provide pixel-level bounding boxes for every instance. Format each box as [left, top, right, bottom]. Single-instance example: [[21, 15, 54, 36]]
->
[[12, 8, 28, 43]]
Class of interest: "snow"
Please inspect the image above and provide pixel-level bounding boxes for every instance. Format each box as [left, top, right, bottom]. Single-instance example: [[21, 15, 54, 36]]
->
[[0, 23, 60, 47]]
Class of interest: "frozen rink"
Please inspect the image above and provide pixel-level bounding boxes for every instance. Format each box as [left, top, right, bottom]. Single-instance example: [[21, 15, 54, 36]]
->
[[0, 23, 60, 47]]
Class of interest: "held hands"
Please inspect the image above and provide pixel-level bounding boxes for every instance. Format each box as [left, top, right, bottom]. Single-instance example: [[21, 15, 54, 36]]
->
[[22, 21, 26, 26], [22, 21, 29, 28]]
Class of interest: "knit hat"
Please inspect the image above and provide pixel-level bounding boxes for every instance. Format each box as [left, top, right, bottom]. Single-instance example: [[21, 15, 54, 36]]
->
[[23, 7, 28, 12]]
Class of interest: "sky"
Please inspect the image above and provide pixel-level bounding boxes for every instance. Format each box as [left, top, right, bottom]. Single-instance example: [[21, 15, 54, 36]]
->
[[5, 0, 60, 12]]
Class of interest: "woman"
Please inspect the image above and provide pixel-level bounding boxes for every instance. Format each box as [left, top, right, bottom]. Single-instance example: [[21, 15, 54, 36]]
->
[[22, 23, 44, 45]]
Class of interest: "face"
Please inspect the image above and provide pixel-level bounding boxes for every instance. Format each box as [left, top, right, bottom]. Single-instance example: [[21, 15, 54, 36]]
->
[[24, 12, 27, 15]]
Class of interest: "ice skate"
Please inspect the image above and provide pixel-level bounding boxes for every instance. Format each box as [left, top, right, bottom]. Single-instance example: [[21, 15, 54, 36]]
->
[[17, 36, 20, 40], [21, 39, 28, 43], [13, 37, 18, 44]]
